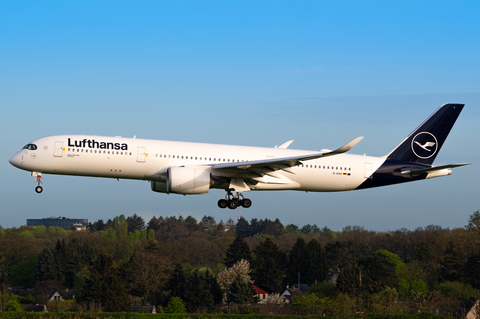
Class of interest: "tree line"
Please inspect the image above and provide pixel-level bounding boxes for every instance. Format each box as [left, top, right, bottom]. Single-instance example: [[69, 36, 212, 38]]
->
[[0, 210, 479, 315]]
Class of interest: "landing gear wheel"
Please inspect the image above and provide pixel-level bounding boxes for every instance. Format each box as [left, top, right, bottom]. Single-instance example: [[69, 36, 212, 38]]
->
[[227, 200, 238, 210], [241, 198, 252, 208], [35, 186, 43, 193], [217, 199, 228, 209], [218, 190, 253, 209]]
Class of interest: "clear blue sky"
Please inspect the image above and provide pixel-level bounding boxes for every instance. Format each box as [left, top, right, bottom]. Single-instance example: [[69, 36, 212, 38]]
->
[[1, 1, 479, 231]]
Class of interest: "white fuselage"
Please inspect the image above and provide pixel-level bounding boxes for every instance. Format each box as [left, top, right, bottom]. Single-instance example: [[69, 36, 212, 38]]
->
[[9, 135, 386, 193]]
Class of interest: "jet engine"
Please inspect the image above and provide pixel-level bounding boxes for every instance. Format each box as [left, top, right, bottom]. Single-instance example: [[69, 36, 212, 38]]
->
[[151, 167, 211, 194]]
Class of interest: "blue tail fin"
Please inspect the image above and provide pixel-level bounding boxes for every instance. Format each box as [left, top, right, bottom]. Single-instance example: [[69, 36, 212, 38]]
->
[[386, 103, 464, 165]]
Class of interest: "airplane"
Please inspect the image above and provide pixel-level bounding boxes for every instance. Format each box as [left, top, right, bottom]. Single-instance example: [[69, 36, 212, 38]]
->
[[9, 103, 469, 210]]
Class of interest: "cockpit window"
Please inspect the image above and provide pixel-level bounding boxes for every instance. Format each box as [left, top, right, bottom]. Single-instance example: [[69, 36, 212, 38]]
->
[[22, 144, 37, 150]]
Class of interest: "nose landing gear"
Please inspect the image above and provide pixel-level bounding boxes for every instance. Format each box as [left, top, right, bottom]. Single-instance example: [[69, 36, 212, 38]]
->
[[217, 191, 252, 209], [33, 172, 43, 193]]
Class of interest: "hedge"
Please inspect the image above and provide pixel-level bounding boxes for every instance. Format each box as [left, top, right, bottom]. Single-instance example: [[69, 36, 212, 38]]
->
[[0, 313, 451, 319]]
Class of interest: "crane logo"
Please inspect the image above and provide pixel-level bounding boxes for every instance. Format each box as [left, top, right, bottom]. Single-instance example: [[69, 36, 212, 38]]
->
[[411, 132, 438, 159]]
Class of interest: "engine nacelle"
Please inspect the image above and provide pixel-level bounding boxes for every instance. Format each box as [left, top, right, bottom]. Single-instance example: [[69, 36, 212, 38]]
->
[[151, 181, 168, 193], [151, 166, 211, 194]]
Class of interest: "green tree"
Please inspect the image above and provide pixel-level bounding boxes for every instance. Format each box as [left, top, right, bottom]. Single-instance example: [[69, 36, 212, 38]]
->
[[35, 248, 58, 282], [128, 250, 173, 305], [226, 276, 257, 304], [336, 260, 362, 296], [292, 293, 331, 315], [235, 218, 251, 238], [126, 214, 145, 233], [205, 269, 223, 305], [433, 281, 480, 301], [184, 270, 204, 312], [284, 224, 299, 234], [466, 210, 480, 234], [200, 216, 218, 234], [146, 216, 161, 232], [8, 254, 38, 286], [5, 299, 23, 312], [371, 286, 399, 314], [165, 296, 186, 313], [439, 241, 465, 282], [55, 239, 67, 283], [83, 254, 130, 312], [184, 216, 200, 232], [464, 253, 480, 289], [64, 240, 96, 288], [252, 238, 285, 293], [325, 241, 352, 270], [261, 219, 284, 236], [225, 236, 251, 267], [286, 237, 309, 286], [167, 263, 187, 298], [306, 239, 328, 285], [364, 252, 398, 293]]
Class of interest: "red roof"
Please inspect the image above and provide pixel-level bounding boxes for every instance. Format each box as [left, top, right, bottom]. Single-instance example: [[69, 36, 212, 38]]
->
[[253, 285, 268, 294]]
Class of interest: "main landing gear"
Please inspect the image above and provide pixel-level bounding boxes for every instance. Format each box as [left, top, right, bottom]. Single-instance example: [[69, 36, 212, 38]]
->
[[217, 191, 252, 209], [33, 173, 43, 193]]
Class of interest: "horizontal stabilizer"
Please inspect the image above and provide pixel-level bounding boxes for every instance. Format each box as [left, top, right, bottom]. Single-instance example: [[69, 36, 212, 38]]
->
[[401, 163, 471, 175]]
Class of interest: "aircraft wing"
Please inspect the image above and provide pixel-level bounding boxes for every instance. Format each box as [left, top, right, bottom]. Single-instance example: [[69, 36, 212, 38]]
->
[[209, 137, 363, 192], [212, 136, 364, 171]]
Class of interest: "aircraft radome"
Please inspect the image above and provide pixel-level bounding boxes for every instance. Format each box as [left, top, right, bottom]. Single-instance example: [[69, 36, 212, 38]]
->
[[9, 103, 470, 210]]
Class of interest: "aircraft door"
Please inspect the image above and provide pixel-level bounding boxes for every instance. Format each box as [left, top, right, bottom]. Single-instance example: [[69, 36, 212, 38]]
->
[[364, 163, 373, 179], [137, 147, 146, 163], [54, 142, 63, 157]]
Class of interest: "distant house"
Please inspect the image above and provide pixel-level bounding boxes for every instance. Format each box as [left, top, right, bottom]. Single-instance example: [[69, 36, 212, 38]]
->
[[48, 289, 74, 302], [280, 284, 305, 304], [253, 285, 269, 304], [130, 305, 157, 313], [464, 298, 479, 319], [10, 286, 34, 295], [23, 304, 48, 312], [293, 284, 309, 292]]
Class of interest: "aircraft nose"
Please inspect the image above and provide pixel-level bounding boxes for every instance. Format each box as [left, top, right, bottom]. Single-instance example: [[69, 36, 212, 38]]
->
[[9, 153, 21, 168]]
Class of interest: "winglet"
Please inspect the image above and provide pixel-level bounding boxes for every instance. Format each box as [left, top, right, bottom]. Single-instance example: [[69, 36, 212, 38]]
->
[[327, 136, 364, 156], [277, 140, 294, 149]]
